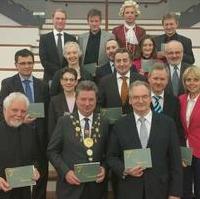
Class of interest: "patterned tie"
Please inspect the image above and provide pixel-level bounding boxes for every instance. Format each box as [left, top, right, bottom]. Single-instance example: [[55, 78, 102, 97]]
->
[[152, 96, 162, 113], [139, 117, 148, 148], [172, 65, 179, 96], [57, 33, 63, 64], [84, 118, 90, 138], [23, 80, 33, 103], [121, 76, 129, 105]]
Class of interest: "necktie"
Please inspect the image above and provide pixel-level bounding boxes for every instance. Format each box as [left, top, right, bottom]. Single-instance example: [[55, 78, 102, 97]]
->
[[121, 76, 129, 105], [139, 117, 148, 148], [84, 118, 90, 138], [153, 96, 162, 113], [23, 80, 33, 103], [172, 65, 179, 96], [57, 33, 63, 64]]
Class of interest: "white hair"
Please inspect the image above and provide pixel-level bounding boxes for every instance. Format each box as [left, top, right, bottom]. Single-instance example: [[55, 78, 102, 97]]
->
[[3, 92, 29, 110], [119, 0, 141, 17]]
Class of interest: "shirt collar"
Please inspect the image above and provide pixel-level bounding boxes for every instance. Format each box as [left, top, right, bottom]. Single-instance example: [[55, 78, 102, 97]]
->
[[151, 91, 164, 98], [134, 110, 152, 124], [53, 29, 64, 37], [19, 74, 33, 82], [187, 94, 199, 102], [116, 70, 130, 79], [169, 63, 181, 71], [78, 111, 93, 122]]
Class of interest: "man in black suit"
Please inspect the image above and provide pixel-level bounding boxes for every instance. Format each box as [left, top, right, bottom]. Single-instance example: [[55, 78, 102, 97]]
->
[[164, 40, 190, 96], [39, 8, 76, 83], [148, 63, 185, 145], [154, 12, 194, 65], [95, 39, 119, 84], [47, 80, 109, 199], [99, 48, 146, 114], [0, 49, 49, 199], [107, 80, 182, 199]]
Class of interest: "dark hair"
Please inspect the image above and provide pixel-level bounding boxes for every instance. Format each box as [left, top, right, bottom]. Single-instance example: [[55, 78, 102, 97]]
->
[[60, 67, 78, 80], [15, 49, 34, 63], [114, 48, 132, 60], [75, 80, 98, 98], [87, 9, 102, 20], [135, 35, 157, 59], [162, 12, 178, 25]]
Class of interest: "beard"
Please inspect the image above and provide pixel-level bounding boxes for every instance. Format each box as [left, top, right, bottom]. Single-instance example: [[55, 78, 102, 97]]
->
[[8, 120, 23, 128]]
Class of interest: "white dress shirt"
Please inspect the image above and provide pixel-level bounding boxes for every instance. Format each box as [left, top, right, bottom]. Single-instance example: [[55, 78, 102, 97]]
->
[[134, 110, 152, 139], [169, 63, 181, 79], [53, 29, 64, 48], [78, 111, 93, 139]]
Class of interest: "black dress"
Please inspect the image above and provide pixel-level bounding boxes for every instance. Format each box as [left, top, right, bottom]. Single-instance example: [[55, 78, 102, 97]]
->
[[0, 121, 38, 199]]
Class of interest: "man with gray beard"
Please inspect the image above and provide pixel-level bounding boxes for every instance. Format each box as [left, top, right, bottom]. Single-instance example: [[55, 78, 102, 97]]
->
[[0, 92, 40, 199]]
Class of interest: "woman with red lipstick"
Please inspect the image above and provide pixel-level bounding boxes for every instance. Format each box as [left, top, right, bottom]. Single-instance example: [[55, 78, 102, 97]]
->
[[112, 0, 146, 56], [179, 66, 200, 199]]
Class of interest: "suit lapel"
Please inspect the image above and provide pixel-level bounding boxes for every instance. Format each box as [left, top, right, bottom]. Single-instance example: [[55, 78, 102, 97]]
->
[[15, 74, 25, 93], [82, 33, 89, 61]]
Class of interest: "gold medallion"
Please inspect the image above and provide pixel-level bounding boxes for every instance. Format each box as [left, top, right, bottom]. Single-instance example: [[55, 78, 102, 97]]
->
[[83, 138, 94, 148], [86, 149, 93, 156]]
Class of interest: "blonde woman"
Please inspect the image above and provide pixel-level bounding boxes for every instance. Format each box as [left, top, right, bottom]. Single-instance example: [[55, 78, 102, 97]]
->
[[112, 0, 146, 55]]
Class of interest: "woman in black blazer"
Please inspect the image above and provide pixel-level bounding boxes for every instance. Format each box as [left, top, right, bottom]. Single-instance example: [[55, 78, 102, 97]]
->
[[48, 68, 78, 138]]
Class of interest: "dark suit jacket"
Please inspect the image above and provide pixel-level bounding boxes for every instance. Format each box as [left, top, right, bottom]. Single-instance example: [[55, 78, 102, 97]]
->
[[95, 61, 114, 85], [39, 31, 76, 82], [48, 92, 77, 138], [98, 70, 146, 114], [0, 74, 49, 159], [151, 91, 185, 145], [47, 112, 109, 199], [154, 33, 195, 64], [107, 112, 182, 199]]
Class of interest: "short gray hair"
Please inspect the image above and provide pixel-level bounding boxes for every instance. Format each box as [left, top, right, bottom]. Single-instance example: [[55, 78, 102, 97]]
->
[[63, 41, 82, 58], [75, 80, 98, 98], [3, 92, 29, 110], [129, 81, 151, 97]]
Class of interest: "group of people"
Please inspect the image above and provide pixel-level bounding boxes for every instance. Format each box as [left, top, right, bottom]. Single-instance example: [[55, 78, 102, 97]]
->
[[0, 0, 199, 199]]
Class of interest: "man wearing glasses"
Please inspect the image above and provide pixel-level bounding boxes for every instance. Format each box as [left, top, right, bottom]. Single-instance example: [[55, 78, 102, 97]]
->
[[0, 49, 49, 199]]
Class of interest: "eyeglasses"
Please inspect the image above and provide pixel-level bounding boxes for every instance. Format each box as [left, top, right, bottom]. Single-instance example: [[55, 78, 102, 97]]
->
[[17, 62, 34, 66]]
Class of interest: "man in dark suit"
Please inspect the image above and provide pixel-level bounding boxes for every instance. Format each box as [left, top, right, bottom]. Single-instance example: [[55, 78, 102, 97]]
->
[[148, 63, 185, 145], [99, 48, 146, 114], [0, 49, 49, 199], [47, 80, 109, 199], [39, 8, 76, 83], [164, 40, 190, 96], [154, 12, 194, 65], [95, 39, 119, 84], [107, 80, 182, 199]]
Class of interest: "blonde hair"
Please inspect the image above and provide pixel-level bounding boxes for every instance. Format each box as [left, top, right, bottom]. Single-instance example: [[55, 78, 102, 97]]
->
[[119, 0, 141, 17], [63, 41, 82, 58], [182, 66, 200, 92]]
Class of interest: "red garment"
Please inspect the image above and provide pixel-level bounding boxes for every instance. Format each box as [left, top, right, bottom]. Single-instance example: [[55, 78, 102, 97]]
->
[[112, 24, 146, 55], [179, 94, 200, 158]]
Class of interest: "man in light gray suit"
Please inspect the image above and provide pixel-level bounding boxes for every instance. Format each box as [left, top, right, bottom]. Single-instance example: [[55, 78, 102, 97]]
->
[[78, 9, 115, 67]]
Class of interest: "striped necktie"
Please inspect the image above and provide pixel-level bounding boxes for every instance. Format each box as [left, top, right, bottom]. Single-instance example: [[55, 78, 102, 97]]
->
[[153, 95, 162, 113]]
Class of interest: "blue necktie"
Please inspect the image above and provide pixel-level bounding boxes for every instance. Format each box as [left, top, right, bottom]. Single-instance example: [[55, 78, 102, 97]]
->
[[23, 80, 33, 103], [153, 96, 162, 113], [84, 118, 90, 138]]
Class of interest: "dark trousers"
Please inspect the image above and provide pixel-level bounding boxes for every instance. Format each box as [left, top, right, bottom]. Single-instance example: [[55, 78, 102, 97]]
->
[[182, 156, 200, 199]]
